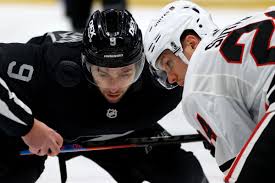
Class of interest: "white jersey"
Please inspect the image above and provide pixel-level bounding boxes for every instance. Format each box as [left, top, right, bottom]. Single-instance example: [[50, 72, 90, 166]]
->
[[182, 8, 275, 171]]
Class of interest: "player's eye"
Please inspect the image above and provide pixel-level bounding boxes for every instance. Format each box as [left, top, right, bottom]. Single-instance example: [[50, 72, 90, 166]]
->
[[163, 60, 174, 73], [98, 72, 108, 77]]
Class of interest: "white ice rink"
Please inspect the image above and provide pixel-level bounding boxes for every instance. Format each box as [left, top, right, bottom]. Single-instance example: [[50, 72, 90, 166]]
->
[[0, 2, 266, 183]]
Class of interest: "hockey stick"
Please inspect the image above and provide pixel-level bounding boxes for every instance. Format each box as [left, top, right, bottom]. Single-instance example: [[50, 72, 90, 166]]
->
[[20, 134, 204, 155]]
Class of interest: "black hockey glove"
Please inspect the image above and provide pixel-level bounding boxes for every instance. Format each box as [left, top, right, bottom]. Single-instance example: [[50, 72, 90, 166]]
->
[[202, 140, 215, 157]]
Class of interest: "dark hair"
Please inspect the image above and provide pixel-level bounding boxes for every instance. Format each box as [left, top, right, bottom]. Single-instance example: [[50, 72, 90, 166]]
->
[[180, 29, 201, 42]]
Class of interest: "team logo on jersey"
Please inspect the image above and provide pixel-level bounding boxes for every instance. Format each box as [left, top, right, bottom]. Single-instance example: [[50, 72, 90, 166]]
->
[[88, 20, 96, 42], [55, 32, 82, 43], [106, 109, 118, 119]]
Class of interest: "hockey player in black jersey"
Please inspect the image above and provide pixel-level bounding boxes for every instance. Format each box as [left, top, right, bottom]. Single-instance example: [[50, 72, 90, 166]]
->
[[0, 9, 208, 183]]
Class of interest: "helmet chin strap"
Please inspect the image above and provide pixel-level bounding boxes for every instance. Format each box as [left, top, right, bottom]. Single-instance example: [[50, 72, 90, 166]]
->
[[175, 49, 189, 65]]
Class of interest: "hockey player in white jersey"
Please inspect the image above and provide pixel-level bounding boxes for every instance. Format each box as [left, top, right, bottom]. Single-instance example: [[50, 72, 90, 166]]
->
[[144, 1, 275, 182]]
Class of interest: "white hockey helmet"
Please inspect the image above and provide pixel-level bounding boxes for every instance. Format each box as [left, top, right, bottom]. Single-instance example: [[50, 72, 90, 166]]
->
[[144, 0, 217, 69]]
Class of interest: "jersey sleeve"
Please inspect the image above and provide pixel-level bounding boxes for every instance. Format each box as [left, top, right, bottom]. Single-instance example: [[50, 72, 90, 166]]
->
[[0, 32, 82, 136], [0, 43, 45, 136], [182, 92, 255, 172], [224, 72, 275, 182], [0, 76, 33, 136]]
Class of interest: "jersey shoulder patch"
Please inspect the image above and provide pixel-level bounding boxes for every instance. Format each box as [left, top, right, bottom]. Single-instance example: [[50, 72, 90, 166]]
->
[[47, 31, 83, 43]]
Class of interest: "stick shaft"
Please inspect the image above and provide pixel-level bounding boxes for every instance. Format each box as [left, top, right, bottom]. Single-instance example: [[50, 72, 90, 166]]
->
[[20, 134, 204, 155]]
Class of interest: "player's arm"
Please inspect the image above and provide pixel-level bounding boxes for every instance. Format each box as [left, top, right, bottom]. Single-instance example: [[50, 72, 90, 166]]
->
[[0, 43, 39, 136], [0, 75, 33, 136], [0, 43, 63, 156], [0, 73, 63, 156], [182, 91, 255, 173], [225, 74, 275, 183], [0, 57, 63, 156]]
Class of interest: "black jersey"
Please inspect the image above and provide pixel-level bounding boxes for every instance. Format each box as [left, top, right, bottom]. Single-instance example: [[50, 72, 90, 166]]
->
[[0, 31, 183, 139]]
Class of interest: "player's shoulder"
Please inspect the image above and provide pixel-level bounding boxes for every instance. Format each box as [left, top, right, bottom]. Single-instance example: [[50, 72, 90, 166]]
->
[[32, 32, 84, 87], [27, 31, 82, 62], [27, 31, 83, 45], [45, 31, 83, 44], [38, 31, 82, 59], [0, 42, 42, 69], [40, 44, 85, 88]]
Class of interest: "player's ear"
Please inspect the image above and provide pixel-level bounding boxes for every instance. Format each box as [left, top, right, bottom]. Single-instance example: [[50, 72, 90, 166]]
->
[[185, 35, 200, 50]]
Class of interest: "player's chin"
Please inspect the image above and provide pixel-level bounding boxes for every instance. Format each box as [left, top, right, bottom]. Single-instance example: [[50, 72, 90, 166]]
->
[[177, 80, 184, 87]]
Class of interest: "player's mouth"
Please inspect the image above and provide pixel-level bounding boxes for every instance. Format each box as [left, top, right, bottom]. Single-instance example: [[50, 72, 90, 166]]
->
[[106, 93, 122, 103]]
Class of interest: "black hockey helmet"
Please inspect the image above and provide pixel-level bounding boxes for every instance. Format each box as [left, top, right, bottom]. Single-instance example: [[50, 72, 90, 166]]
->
[[81, 9, 145, 88]]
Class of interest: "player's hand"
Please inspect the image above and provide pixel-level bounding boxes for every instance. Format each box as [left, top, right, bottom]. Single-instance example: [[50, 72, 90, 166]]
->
[[21, 118, 63, 156]]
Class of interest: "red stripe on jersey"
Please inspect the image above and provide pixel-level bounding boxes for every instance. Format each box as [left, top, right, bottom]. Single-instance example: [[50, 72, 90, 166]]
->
[[265, 103, 269, 111], [224, 112, 270, 183], [196, 113, 217, 144]]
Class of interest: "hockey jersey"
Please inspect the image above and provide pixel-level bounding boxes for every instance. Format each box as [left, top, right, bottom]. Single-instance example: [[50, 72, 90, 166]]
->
[[182, 9, 275, 171]]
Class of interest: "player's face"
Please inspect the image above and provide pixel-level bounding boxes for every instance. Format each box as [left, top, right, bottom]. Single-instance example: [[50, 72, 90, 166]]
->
[[156, 34, 199, 87], [91, 65, 136, 103], [156, 49, 188, 87]]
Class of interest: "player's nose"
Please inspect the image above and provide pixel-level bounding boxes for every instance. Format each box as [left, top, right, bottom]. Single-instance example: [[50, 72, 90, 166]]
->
[[167, 73, 178, 85]]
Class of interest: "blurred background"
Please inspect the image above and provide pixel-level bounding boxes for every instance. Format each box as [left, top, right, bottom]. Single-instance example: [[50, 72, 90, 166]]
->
[[0, 0, 273, 43], [0, 0, 273, 7], [0, 0, 273, 182]]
